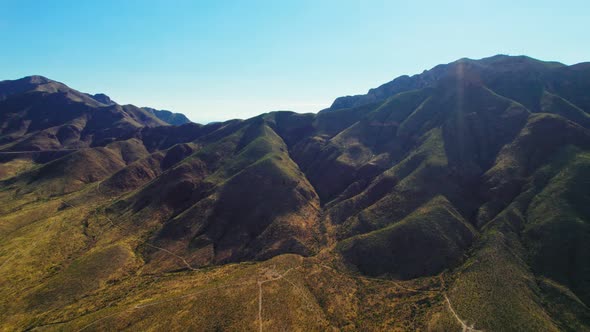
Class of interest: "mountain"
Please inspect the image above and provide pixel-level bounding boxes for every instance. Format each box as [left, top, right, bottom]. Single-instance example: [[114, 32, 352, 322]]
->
[[1, 55, 590, 331], [142, 107, 192, 125], [0, 76, 168, 155], [0, 76, 198, 161], [86, 93, 115, 106]]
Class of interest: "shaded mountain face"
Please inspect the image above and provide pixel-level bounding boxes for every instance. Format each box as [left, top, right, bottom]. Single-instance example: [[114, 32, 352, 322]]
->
[[1, 55, 590, 331], [87, 93, 115, 106], [142, 107, 192, 125], [0, 76, 196, 158], [0, 76, 169, 153]]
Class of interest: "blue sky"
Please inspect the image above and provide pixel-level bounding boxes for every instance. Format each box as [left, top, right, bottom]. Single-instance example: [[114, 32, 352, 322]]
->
[[1, 1, 588, 123]]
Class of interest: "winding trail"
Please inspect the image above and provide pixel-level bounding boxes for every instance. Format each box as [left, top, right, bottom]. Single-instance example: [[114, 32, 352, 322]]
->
[[143, 242, 198, 271], [318, 263, 436, 294], [10, 178, 482, 331], [78, 265, 309, 332], [319, 264, 482, 331], [444, 295, 483, 332], [4, 161, 316, 331], [257, 266, 295, 332], [94, 181, 199, 271], [76, 280, 255, 331], [438, 275, 482, 331], [280, 275, 316, 310]]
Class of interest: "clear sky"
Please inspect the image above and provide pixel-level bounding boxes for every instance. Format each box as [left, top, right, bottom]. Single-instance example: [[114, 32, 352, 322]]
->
[[1, 1, 588, 123]]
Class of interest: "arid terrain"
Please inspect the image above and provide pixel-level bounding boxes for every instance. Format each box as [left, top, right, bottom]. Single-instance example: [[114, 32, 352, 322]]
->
[[1, 55, 590, 331]]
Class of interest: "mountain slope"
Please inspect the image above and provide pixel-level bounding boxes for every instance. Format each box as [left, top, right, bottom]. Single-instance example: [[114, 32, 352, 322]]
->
[[143, 107, 192, 125], [0, 76, 166, 153], [1, 55, 590, 331]]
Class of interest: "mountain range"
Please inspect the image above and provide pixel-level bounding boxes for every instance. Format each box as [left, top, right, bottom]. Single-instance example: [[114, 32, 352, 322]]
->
[[1, 55, 589, 331]]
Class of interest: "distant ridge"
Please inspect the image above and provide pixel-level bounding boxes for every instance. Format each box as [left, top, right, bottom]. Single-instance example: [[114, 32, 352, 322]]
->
[[142, 107, 192, 125], [87, 93, 115, 106]]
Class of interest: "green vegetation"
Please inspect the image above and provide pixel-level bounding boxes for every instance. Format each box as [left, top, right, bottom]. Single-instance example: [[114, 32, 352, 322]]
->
[[2, 56, 590, 330], [338, 196, 476, 279]]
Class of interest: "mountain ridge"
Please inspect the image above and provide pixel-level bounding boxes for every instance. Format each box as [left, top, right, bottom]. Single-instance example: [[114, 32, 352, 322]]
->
[[142, 107, 192, 125], [329, 54, 582, 111], [1, 55, 590, 331], [0, 76, 197, 156]]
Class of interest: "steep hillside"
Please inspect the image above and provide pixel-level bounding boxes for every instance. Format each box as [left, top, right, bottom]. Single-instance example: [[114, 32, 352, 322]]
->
[[1, 55, 590, 331], [0, 76, 182, 154]]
